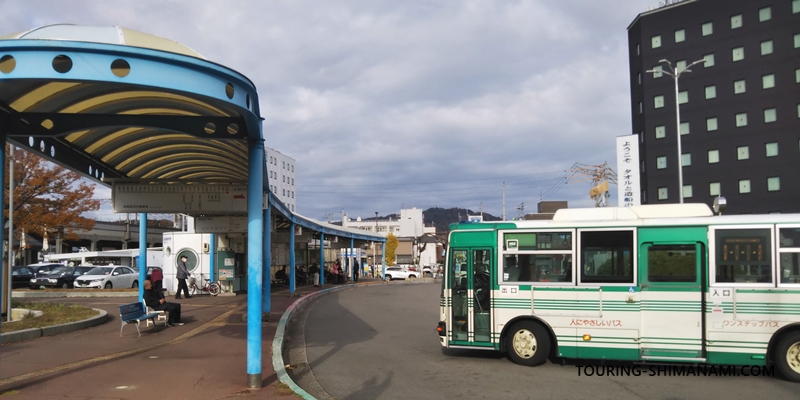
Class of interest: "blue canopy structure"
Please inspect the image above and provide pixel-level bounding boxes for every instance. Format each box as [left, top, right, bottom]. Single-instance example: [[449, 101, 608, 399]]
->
[[0, 24, 383, 388]]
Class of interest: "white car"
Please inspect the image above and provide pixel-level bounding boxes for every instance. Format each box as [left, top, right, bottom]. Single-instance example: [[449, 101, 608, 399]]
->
[[384, 267, 417, 281], [73, 266, 139, 289]]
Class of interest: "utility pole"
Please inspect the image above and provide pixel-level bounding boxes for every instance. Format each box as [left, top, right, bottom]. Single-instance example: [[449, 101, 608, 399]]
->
[[502, 181, 506, 220]]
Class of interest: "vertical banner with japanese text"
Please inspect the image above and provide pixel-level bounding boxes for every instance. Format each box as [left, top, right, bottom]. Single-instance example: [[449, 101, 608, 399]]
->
[[616, 135, 641, 207]]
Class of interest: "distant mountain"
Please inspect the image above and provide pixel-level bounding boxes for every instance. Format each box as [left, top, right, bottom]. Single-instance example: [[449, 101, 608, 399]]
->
[[422, 207, 501, 231], [366, 207, 501, 233]]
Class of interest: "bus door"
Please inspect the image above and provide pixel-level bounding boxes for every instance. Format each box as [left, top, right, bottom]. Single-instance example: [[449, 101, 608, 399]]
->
[[449, 248, 493, 346], [638, 228, 706, 361]]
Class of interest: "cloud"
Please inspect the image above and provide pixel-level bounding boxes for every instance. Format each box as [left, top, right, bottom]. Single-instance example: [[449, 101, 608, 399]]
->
[[0, 0, 657, 221]]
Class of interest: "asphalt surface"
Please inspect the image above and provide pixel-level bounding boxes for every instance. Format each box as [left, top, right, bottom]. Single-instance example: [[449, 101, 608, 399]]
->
[[0, 279, 384, 399], [286, 282, 800, 400]]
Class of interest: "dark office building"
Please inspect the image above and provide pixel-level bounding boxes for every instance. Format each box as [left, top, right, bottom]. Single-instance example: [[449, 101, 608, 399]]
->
[[628, 0, 800, 214]]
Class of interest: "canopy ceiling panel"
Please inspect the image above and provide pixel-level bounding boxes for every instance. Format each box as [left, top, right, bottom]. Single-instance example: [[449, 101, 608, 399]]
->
[[0, 24, 262, 186]]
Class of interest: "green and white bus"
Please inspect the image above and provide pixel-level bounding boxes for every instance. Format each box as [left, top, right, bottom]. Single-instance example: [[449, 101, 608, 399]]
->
[[436, 203, 800, 381]]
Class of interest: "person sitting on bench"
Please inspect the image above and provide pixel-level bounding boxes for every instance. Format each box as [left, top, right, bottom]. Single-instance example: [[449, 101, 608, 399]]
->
[[275, 266, 288, 284], [143, 279, 184, 326]]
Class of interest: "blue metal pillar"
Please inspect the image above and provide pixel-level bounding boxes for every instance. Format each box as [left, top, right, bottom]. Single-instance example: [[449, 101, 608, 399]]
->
[[382, 244, 386, 279], [262, 205, 271, 314], [289, 222, 296, 294], [209, 233, 216, 283], [319, 233, 325, 287], [350, 237, 355, 281], [246, 139, 264, 389], [138, 213, 147, 301]]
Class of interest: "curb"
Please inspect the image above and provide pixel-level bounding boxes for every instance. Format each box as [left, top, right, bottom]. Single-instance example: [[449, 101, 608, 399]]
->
[[1, 308, 109, 344], [12, 291, 138, 298], [272, 284, 356, 400]]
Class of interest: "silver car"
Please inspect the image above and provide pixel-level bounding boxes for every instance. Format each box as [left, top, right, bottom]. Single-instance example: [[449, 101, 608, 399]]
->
[[73, 266, 139, 289]]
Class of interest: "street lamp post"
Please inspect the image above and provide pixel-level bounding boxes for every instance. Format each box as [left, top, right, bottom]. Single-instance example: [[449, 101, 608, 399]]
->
[[374, 212, 378, 277], [646, 58, 705, 204]]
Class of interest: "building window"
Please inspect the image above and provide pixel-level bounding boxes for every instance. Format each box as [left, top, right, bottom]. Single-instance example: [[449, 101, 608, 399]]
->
[[735, 112, 748, 127], [705, 85, 717, 99], [796, 68, 800, 83], [652, 65, 663, 78], [737, 146, 750, 160], [702, 21, 713, 36], [658, 187, 668, 200], [636, 43, 640, 55], [703, 53, 715, 67], [759, 7, 771, 22], [761, 40, 773, 55], [680, 122, 690, 135], [708, 150, 720, 164], [683, 185, 693, 199], [681, 153, 691, 166], [798, 103, 800, 118], [732, 46, 744, 61], [676, 59, 687, 71], [654, 95, 665, 109], [766, 142, 779, 157], [764, 108, 777, 123], [709, 182, 721, 196], [655, 125, 666, 139], [739, 179, 751, 194], [678, 91, 688, 104], [794, 0, 800, 13], [638, 101, 643, 114], [734, 79, 746, 94], [730, 14, 742, 29], [768, 177, 780, 192], [675, 29, 685, 43], [657, 156, 667, 169], [651, 35, 661, 49], [706, 117, 718, 131], [762, 74, 775, 89], [637, 72, 641, 85], [795, 33, 800, 48]]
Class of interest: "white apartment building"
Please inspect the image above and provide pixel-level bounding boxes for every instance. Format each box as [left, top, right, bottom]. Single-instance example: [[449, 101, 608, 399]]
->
[[265, 147, 296, 212]]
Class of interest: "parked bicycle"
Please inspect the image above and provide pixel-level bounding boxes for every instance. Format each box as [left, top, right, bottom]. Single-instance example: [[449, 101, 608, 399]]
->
[[188, 274, 221, 296]]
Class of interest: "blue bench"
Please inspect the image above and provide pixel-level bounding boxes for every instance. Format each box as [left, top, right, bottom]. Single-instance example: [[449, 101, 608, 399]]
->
[[118, 301, 163, 337]]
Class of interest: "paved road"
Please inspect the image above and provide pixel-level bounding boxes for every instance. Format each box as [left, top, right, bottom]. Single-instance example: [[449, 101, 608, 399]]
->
[[285, 282, 800, 400]]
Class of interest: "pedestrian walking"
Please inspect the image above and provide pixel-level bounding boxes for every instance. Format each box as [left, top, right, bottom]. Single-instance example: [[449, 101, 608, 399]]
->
[[353, 260, 360, 282], [176, 255, 191, 299]]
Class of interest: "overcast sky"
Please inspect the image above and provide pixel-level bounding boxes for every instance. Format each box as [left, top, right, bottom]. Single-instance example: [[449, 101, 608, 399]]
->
[[0, 0, 660, 223]]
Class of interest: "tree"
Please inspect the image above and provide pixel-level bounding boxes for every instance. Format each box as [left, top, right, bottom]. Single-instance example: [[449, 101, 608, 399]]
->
[[5, 147, 101, 243], [385, 232, 398, 266]]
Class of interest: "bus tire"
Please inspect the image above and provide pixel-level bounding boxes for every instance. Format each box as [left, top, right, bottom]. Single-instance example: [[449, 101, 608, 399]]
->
[[506, 321, 550, 367], [775, 331, 800, 382]]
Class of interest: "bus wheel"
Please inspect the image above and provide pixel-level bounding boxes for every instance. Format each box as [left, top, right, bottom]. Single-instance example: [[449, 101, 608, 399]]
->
[[506, 321, 550, 366], [776, 332, 800, 382]]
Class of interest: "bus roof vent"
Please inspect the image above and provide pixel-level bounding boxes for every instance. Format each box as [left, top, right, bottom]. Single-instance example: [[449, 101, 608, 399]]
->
[[553, 203, 713, 221]]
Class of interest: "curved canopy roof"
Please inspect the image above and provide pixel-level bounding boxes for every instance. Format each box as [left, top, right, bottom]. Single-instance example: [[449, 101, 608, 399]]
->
[[0, 24, 383, 242], [0, 24, 260, 185]]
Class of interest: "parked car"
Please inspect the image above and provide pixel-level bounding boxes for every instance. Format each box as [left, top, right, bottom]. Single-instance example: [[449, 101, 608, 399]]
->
[[26, 262, 64, 278], [11, 266, 36, 289], [30, 265, 95, 289], [73, 266, 139, 289], [384, 266, 417, 281]]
